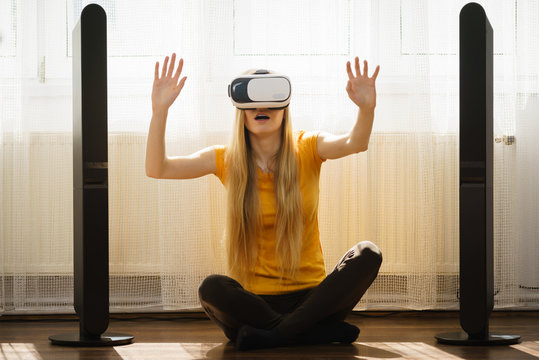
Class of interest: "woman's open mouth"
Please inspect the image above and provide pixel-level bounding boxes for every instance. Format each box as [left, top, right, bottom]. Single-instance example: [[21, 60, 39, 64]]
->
[[255, 114, 270, 121]]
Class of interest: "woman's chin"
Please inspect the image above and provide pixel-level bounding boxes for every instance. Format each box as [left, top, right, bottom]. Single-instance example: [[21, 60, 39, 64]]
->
[[246, 125, 280, 137]]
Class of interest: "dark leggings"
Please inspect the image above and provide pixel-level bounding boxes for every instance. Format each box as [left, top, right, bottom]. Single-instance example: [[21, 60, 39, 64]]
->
[[198, 241, 383, 341]]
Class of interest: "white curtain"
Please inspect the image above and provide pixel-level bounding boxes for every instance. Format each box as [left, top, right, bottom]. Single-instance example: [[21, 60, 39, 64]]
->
[[1, 0, 538, 314]]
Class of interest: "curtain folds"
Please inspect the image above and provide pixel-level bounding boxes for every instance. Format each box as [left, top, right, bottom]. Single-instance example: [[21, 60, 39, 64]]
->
[[1, 0, 538, 314]]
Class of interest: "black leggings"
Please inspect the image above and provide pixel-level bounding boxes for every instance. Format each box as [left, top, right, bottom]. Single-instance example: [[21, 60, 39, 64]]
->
[[198, 241, 383, 342]]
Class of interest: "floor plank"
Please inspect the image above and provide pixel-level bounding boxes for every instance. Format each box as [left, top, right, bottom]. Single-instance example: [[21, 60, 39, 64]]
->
[[0, 312, 538, 359]]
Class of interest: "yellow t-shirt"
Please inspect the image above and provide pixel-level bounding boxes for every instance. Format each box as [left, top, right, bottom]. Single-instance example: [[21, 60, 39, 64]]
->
[[214, 130, 327, 295]]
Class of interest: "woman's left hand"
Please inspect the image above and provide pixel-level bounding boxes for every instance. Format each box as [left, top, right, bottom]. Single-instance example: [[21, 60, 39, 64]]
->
[[346, 57, 380, 110]]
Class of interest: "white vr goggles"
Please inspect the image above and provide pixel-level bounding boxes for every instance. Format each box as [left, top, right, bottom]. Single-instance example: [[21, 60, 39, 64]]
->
[[228, 69, 291, 109]]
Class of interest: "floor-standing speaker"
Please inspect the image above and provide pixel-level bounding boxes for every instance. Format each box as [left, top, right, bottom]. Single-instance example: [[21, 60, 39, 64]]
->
[[49, 4, 133, 346], [435, 2, 519, 345]]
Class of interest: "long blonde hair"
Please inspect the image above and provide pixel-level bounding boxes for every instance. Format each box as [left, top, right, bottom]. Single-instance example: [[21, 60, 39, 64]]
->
[[224, 106, 303, 285]]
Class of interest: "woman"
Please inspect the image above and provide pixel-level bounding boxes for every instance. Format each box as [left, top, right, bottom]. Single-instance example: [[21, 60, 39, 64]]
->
[[146, 53, 382, 350]]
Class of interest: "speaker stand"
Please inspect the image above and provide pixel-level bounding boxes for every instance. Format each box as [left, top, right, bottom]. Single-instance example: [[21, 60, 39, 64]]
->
[[435, 331, 520, 345], [48, 4, 134, 348], [434, 3, 520, 347], [49, 332, 133, 347]]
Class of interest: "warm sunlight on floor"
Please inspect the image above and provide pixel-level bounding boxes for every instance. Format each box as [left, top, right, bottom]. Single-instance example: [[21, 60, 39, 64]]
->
[[354, 342, 466, 359], [113, 342, 221, 359], [510, 341, 539, 358], [1, 343, 43, 360], [111, 341, 472, 360], [1, 341, 538, 360]]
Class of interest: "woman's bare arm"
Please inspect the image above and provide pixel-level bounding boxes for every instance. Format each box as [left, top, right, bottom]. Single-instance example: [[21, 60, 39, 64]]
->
[[317, 57, 380, 160], [145, 54, 216, 179]]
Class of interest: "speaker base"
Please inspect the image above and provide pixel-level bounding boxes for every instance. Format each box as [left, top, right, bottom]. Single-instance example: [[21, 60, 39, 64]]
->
[[435, 331, 520, 345], [49, 333, 134, 347]]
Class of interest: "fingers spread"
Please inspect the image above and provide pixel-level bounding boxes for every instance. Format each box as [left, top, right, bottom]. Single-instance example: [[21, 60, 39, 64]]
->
[[167, 53, 176, 78], [154, 61, 159, 80], [178, 76, 187, 90], [363, 60, 368, 77], [355, 57, 361, 77], [174, 58, 184, 80], [372, 65, 380, 81], [161, 56, 169, 79], [346, 61, 354, 80]]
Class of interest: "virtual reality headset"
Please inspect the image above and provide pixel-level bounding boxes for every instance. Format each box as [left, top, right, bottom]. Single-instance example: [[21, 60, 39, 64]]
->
[[228, 69, 291, 109]]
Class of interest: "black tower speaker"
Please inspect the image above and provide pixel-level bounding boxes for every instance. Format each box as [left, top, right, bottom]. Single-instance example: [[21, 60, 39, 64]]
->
[[49, 4, 133, 346], [435, 3, 519, 345]]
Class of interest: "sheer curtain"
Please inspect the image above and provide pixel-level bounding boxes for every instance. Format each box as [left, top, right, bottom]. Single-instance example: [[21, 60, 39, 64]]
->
[[1, 0, 538, 314]]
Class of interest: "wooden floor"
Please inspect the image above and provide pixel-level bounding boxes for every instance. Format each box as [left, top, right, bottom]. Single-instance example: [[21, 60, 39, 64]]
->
[[1, 311, 538, 359]]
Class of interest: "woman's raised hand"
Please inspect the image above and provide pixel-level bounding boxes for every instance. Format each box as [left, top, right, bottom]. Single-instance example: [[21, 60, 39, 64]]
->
[[151, 53, 187, 112], [346, 57, 380, 110]]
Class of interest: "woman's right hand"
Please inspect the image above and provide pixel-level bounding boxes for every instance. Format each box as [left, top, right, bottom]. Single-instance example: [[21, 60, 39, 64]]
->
[[151, 53, 187, 113]]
